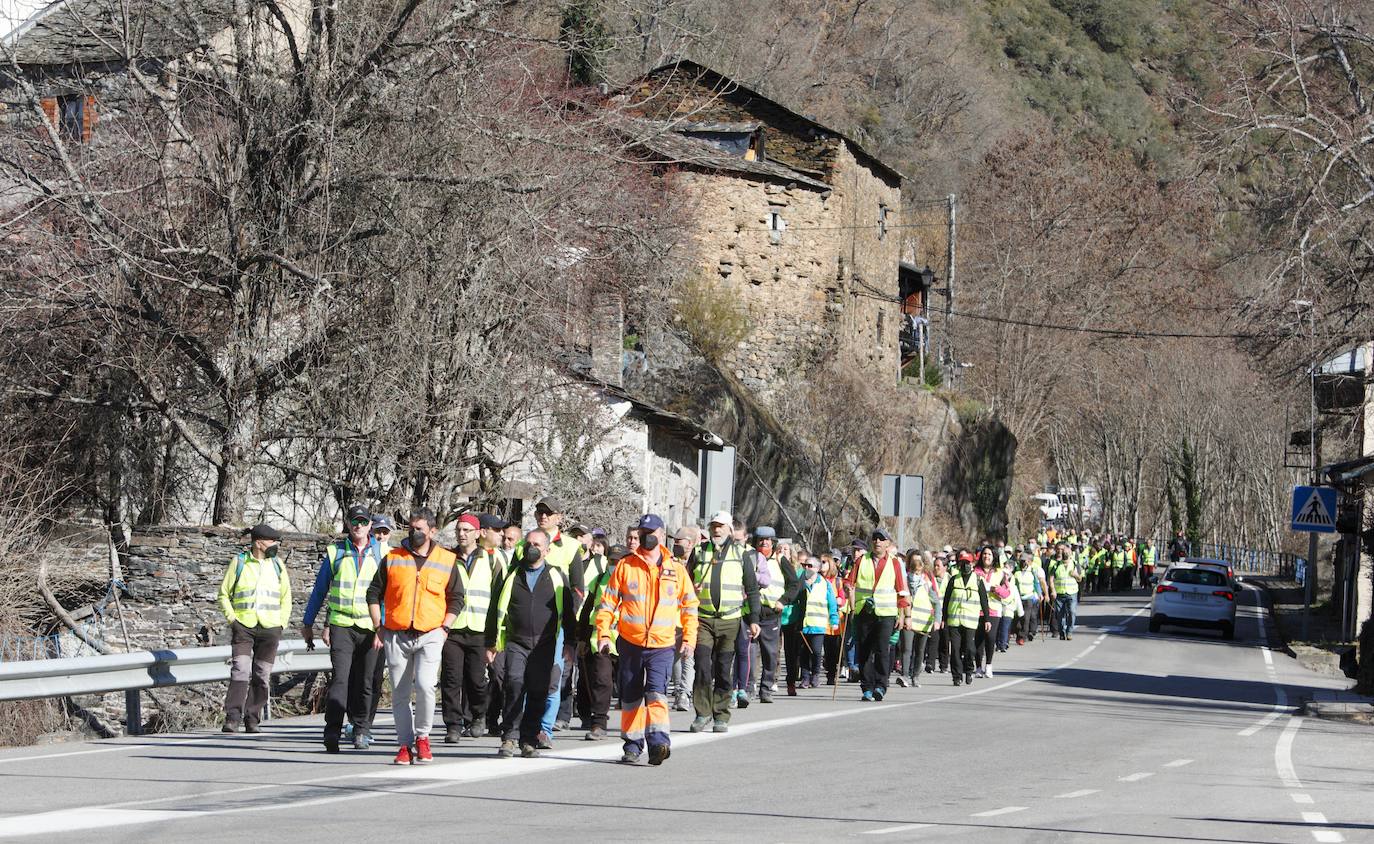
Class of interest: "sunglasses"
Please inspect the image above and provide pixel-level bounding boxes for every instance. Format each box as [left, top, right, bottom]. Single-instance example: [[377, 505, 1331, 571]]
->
[[350, 518, 370, 527], [802, 564, 816, 569], [372, 528, 391, 535]]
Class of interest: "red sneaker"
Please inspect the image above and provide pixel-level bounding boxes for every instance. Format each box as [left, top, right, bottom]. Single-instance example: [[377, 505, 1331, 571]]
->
[[414, 736, 433, 764], [393, 745, 413, 765]]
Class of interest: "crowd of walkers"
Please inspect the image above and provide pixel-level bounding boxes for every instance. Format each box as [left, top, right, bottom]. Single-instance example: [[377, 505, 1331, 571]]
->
[[216, 504, 1154, 767]]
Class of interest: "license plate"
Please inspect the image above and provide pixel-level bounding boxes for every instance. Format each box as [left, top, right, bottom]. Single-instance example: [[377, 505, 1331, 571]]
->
[[1181, 593, 1206, 602]]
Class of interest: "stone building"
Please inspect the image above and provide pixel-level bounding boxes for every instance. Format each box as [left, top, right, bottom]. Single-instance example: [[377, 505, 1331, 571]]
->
[[610, 59, 907, 401]]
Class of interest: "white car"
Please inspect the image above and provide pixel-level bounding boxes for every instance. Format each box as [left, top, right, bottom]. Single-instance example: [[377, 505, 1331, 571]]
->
[[1149, 562, 1237, 640]]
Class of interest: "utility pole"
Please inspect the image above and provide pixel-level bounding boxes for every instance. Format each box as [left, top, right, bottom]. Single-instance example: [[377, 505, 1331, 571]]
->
[[945, 193, 957, 385]]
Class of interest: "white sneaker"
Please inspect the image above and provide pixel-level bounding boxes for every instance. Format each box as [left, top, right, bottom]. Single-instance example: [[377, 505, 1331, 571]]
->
[[985, 666, 994, 678]]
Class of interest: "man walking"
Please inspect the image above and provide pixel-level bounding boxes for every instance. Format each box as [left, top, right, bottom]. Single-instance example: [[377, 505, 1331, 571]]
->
[[577, 545, 629, 741], [486, 528, 575, 758], [301, 505, 384, 752], [942, 551, 989, 686], [596, 514, 699, 766], [218, 523, 291, 733], [844, 529, 909, 701], [1047, 543, 1083, 640], [748, 525, 797, 704], [440, 513, 497, 744], [687, 512, 760, 733], [366, 508, 464, 765]]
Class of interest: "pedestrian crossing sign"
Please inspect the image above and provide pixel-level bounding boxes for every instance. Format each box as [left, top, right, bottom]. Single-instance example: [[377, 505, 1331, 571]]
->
[[1290, 485, 1338, 533]]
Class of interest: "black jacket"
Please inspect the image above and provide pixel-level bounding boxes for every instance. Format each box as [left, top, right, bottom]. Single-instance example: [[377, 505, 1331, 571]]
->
[[485, 564, 575, 650]]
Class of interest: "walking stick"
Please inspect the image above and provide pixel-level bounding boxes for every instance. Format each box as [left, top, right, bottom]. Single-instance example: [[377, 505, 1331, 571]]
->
[[830, 610, 850, 702]]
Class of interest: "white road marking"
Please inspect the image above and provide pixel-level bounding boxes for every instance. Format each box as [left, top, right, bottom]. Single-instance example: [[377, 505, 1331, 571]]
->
[[1274, 716, 1304, 790], [1239, 701, 1287, 737], [1302, 812, 1328, 824], [1163, 758, 1193, 768], [0, 809, 205, 838], [971, 807, 1026, 817], [1262, 648, 1274, 665], [1118, 772, 1153, 782], [1312, 831, 1344, 843], [0, 737, 215, 766], [1054, 789, 1099, 799], [862, 824, 932, 835], [1292, 793, 1314, 804]]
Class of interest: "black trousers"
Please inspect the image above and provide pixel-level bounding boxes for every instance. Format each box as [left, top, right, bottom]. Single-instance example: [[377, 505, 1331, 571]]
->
[[485, 654, 506, 734], [975, 616, 995, 667], [580, 647, 615, 730], [852, 611, 897, 693], [755, 611, 782, 694], [500, 639, 557, 744], [949, 624, 977, 680], [440, 628, 488, 730], [325, 624, 377, 738], [224, 622, 282, 727], [823, 633, 842, 683], [925, 626, 947, 672], [783, 628, 824, 684]]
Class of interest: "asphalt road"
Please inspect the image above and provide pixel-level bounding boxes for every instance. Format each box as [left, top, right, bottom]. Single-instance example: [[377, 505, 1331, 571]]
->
[[1, 586, 1370, 843]]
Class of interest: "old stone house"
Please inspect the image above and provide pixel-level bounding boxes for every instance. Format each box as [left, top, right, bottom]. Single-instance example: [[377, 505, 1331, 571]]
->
[[609, 59, 907, 403]]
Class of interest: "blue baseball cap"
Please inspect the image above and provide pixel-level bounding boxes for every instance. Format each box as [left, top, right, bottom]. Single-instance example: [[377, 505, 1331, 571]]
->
[[754, 526, 776, 540], [637, 513, 665, 531]]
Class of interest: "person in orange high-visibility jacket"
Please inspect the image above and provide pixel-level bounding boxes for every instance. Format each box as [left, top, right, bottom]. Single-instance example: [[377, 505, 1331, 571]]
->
[[595, 513, 699, 766]]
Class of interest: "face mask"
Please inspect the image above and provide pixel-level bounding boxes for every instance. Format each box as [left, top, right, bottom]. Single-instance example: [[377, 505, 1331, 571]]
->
[[672, 543, 687, 558], [523, 545, 543, 566], [641, 534, 660, 551], [265, 544, 279, 558], [409, 529, 427, 549], [959, 562, 972, 575]]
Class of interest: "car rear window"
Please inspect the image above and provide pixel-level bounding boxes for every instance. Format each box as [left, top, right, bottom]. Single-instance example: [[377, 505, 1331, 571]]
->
[[1167, 569, 1227, 586]]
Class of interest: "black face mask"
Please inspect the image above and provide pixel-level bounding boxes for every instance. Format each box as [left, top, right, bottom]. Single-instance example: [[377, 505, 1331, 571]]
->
[[959, 562, 972, 575], [641, 534, 660, 551], [409, 529, 428, 549], [264, 544, 279, 558], [672, 543, 687, 558], [523, 545, 543, 566]]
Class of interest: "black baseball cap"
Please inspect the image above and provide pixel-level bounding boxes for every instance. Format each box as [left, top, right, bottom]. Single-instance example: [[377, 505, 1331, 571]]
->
[[478, 513, 508, 530], [249, 523, 282, 541], [534, 497, 564, 515], [345, 504, 371, 524]]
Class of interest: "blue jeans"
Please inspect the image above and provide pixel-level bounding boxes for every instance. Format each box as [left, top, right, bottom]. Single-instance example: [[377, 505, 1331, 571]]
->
[[540, 628, 564, 735], [1056, 594, 1078, 635], [996, 615, 1013, 650]]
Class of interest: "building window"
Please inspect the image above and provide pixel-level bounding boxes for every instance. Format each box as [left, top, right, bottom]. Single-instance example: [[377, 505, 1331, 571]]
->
[[769, 209, 785, 244], [877, 310, 885, 344]]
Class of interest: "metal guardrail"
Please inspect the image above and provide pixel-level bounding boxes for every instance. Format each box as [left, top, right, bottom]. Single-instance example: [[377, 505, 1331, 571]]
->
[[0, 639, 330, 703], [1171, 540, 1301, 579]]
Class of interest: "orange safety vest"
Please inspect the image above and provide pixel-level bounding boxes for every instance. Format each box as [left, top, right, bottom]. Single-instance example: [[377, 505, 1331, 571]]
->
[[382, 544, 458, 632], [595, 547, 699, 650]]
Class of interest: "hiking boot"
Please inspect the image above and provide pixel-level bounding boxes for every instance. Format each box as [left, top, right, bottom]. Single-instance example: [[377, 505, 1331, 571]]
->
[[244, 723, 262, 734], [758, 689, 773, 704], [672, 696, 690, 712], [414, 736, 433, 763], [689, 716, 710, 733], [647, 744, 671, 766], [619, 749, 641, 764], [221, 722, 238, 734], [872, 687, 886, 702], [353, 731, 371, 751], [444, 727, 462, 745], [536, 731, 554, 750], [712, 720, 729, 733], [964, 673, 974, 684], [497, 740, 517, 758], [324, 734, 340, 754], [520, 743, 539, 758], [553, 720, 569, 732], [393, 745, 413, 765], [787, 681, 797, 696], [585, 726, 608, 741]]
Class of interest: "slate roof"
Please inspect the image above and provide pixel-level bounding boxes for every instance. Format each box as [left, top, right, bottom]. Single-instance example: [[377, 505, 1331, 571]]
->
[[4, 0, 232, 65], [616, 117, 831, 192]]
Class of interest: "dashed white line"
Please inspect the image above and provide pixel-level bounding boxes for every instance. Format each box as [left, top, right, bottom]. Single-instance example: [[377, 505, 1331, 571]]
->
[[971, 807, 1027, 817], [1118, 772, 1153, 782], [1163, 758, 1193, 768], [1312, 831, 1344, 843], [1302, 812, 1328, 824], [863, 824, 932, 835], [1292, 793, 1314, 805], [1275, 716, 1304, 790], [1054, 789, 1099, 799], [1239, 703, 1286, 737], [1262, 647, 1274, 666]]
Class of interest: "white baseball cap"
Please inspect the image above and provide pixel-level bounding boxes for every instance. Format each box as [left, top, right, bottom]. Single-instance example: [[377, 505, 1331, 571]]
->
[[941, 544, 953, 554], [708, 510, 733, 526]]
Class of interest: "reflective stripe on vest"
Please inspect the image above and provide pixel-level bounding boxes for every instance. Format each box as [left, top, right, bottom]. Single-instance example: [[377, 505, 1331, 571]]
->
[[853, 554, 899, 617], [493, 566, 566, 652], [325, 541, 380, 630], [1052, 561, 1079, 595], [693, 543, 746, 619], [760, 554, 785, 606], [382, 546, 457, 632], [947, 574, 980, 628], [1014, 568, 1036, 600], [451, 550, 494, 632], [229, 553, 285, 626], [909, 578, 935, 633], [802, 577, 831, 629]]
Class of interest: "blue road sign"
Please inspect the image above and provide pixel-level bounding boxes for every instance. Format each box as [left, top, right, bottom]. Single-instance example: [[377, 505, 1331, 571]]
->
[[1291, 485, 1338, 534]]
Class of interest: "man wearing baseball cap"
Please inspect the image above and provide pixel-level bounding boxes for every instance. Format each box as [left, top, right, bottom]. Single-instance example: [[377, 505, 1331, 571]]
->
[[843, 528, 910, 701], [301, 504, 385, 752], [686, 511, 760, 733], [595, 513, 699, 765], [218, 522, 292, 733]]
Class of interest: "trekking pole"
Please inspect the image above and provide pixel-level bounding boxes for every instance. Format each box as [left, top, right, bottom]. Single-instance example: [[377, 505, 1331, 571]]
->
[[830, 611, 850, 702]]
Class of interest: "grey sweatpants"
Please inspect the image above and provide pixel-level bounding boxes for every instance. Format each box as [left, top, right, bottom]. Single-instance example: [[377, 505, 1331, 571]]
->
[[382, 627, 445, 746]]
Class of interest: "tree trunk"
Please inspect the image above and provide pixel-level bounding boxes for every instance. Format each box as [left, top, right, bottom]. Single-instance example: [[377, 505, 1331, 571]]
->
[[212, 399, 256, 525]]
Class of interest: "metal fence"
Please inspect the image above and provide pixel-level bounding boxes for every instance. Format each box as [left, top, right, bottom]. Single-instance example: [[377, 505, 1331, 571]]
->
[[1158, 538, 1302, 580], [0, 639, 330, 704]]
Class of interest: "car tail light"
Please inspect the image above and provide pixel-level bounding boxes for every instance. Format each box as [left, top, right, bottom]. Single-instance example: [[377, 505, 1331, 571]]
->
[[1212, 590, 1234, 601], [1155, 584, 1178, 594]]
